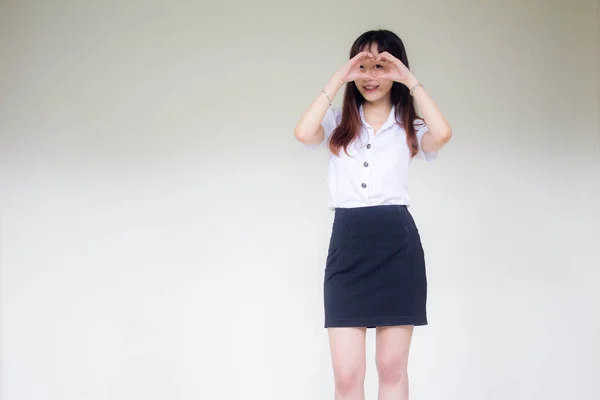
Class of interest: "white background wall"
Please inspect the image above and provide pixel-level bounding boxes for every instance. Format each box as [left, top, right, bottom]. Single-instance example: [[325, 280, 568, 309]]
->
[[1, 0, 599, 399]]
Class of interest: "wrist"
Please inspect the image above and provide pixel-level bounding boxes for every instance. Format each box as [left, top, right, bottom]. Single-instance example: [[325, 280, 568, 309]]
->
[[325, 73, 345, 95], [338, 69, 353, 83], [404, 76, 419, 89]]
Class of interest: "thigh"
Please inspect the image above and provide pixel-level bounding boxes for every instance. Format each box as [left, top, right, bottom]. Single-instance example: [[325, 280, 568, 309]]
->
[[375, 326, 414, 367], [328, 327, 367, 376]]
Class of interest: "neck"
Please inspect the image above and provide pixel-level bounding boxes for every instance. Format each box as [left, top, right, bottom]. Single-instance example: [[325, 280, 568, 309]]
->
[[362, 96, 393, 116]]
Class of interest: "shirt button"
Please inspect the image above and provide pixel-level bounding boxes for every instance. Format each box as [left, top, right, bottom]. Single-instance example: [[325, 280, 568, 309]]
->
[[363, 162, 369, 167], [361, 183, 367, 188], [366, 144, 371, 149]]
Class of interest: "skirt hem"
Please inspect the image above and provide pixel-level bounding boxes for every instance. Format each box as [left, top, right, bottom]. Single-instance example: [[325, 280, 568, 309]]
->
[[325, 316, 428, 329]]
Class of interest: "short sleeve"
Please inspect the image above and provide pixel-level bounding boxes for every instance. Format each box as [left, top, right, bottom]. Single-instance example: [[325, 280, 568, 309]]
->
[[304, 107, 342, 150], [415, 119, 437, 162]]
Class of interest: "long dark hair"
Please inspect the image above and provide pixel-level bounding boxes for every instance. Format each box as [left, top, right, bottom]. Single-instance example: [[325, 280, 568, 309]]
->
[[329, 30, 421, 157]]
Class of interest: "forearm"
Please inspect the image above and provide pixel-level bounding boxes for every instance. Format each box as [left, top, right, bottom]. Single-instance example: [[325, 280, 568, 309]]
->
[[406, 78, 452, 141], [294, 74, 344, 143]]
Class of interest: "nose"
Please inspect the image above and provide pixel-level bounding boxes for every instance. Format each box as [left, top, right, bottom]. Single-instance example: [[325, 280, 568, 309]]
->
[[365, 68, 379, 78]]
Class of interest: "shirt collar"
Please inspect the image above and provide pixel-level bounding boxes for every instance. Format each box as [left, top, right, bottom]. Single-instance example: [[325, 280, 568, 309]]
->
[[359, 104, 398, 132]]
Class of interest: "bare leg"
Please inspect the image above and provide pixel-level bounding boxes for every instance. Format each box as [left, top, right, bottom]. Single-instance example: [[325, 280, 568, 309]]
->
[[328, 327, 367, 400], [375, 325, 414, 400]]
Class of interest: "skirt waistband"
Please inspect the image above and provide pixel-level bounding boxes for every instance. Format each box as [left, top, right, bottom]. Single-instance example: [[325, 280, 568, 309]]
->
[[334, 204, 407, 214]]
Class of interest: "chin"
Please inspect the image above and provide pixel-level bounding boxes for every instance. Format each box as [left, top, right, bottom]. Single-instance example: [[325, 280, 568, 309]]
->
[[360, 91, 386, 103]]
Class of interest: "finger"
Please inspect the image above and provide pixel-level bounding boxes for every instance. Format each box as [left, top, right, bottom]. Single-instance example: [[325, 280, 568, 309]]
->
[[376, 52, 399, 65], [350, 72, 370, 82], [350, 51, 369, 61], [351, 51, 375, 65], [361, 51, 376, 59]]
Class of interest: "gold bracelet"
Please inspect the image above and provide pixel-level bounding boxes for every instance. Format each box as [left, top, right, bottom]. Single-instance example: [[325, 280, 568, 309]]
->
[[409, 83, 423, 96]]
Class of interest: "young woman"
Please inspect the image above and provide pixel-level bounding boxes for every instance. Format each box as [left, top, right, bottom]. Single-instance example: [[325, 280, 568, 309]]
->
[[294, 30, 452, 400]]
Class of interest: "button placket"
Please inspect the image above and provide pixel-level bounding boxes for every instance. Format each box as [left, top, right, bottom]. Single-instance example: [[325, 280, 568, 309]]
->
[[360, 127, 374, 198]]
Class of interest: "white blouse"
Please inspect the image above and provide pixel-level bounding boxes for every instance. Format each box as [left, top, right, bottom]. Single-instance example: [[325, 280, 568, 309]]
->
[[305, 105, 437, 209]]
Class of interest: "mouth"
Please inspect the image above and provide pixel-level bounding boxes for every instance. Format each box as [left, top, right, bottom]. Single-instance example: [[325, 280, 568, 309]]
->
[[363, 84, 379, 92]]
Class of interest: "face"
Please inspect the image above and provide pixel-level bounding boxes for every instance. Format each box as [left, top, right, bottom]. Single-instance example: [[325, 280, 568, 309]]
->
[[355, 43, 394, 103]]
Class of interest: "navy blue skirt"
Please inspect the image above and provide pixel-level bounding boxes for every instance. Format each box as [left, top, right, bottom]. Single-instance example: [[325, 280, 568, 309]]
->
[[324, 205, 428, 328]]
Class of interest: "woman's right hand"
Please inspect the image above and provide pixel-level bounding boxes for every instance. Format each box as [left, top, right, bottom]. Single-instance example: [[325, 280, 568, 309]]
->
[[295, 52, 373, 145], [335, 51, 375, 84]]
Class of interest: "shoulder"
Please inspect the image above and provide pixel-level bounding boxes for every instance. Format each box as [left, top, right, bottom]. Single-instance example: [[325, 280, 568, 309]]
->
[[395, 110, 425, 131], [322, 107, 343, 136], [412, 117, 429, 137], [327, 107, 343, 122], [413, 117, 426, 129]]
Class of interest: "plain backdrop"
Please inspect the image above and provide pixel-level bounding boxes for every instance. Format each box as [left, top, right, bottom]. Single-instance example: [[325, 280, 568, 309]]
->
[[1, 0, 599, 399]]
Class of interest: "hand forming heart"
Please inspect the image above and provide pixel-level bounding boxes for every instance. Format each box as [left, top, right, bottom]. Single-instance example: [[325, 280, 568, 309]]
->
[[373, 52, 418, 88], [336, 51, 376, 84]]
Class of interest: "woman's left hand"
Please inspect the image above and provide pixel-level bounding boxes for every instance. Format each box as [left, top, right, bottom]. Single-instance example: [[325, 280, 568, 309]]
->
[[375, 53, 452, 154], [374, 52, 419, 88]]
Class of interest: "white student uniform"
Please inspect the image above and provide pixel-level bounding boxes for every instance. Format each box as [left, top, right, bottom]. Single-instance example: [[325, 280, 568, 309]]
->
[[306, 104, 437, 209]]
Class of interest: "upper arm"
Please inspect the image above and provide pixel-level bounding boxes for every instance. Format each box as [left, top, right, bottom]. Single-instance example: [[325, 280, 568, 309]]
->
[[414, 120, 440, 162], [302, 125, 325, 146], [420, 131, 447, 153]]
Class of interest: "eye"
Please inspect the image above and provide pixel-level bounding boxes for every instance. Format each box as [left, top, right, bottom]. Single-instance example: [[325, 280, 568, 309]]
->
[[375, 64, 383, 68]]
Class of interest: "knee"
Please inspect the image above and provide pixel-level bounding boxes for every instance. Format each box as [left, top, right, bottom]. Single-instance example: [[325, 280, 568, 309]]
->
[[376, 355, 407, 385], [334, 366, 365, 395]]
